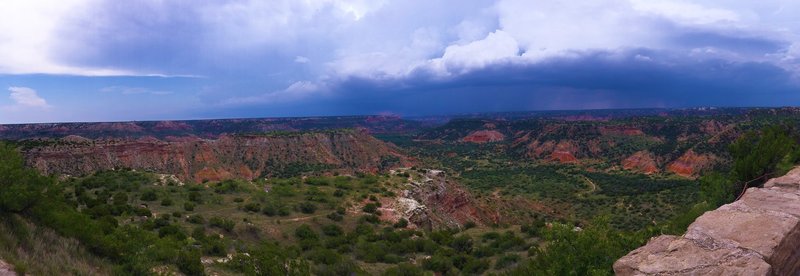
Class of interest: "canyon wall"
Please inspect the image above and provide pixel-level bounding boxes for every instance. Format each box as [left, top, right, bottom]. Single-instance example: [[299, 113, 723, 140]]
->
[[614, 167, 800, 275], [22, 130, 411, 183]]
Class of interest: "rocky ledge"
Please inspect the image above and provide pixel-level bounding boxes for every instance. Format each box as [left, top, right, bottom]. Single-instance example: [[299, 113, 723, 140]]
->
[[614, 167, 800, 275]]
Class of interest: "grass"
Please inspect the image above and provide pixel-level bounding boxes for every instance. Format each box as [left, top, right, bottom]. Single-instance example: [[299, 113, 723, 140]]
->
[[0, 214, 114, 275]]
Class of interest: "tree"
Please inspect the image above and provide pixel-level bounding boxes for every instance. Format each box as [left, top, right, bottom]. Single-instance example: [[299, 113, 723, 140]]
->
[[730, 125, 797, 183], [176, 249, 204, 276], [294, 224, 318, 241], [699, 172, 734, 207], [227, 242, 310, 275], [510, 217, 645, 275], [0, 142, 50, 213]]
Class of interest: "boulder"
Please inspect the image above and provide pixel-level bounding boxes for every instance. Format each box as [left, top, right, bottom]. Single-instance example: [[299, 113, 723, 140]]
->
[[0, 260, 14, 276]]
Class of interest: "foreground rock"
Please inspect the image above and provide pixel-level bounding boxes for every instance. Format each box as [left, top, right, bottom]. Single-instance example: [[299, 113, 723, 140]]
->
[[0, 260, 13, 276], [614, 167, 800, 275]]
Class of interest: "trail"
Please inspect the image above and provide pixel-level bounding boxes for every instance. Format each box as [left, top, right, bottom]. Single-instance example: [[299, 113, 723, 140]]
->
[[575, 175, 598, 198], [581, 175, 597, 192], [283, 214, 327, 222]]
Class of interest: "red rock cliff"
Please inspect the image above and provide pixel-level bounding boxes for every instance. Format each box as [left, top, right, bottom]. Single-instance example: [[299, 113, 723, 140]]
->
[[23, 130, 411, 183]]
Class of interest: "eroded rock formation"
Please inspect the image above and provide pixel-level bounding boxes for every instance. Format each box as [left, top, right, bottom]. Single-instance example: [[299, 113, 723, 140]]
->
[[461, 130, 505, 143], [622, 151, 659, 174], [381, 169, 495, 230], [23, 130, 411, 182], [614, 167, 800, 275], [666, 149, 716, 177]]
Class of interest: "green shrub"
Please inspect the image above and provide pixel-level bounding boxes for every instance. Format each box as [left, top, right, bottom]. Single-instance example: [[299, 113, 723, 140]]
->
[[298, 202, 317, 214], [362, 203, 379, 214], [384, 263, 425, 276], [209, 217, 235, 232], [326, 212, 343, 222], [187, 215, 205, 224], [394, 218, 409, 229], [294, 224, 318, 241], [176, 249, 204, 276], [140, 190, 158, 201], [243, 203, 260, 213], [322, 224, 343, 237], [160, 198, 173, 206]]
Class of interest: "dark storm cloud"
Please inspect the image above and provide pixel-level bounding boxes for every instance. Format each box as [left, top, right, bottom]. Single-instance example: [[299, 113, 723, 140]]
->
[[204, 49, 798, 118]]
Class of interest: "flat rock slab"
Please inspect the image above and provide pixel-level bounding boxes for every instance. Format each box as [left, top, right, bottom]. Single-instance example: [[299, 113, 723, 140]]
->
[[0, 260, 14, 276], [614, 167, 800, 276]]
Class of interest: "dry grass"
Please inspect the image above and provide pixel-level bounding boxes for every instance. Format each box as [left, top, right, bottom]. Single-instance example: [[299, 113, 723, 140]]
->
[[0, 214, 114, 275]]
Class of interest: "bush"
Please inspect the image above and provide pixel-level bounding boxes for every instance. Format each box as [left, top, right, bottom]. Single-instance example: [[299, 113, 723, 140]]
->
[[209, 217, 235, 232], [384, 263, 425, 276], [298, 202, 317, 214], [158, 225, 186, 240], [322, 224, 343, 237], [294, 224, 318, 241], [422, 254, 453, 273], [160, 198, 173, 206], [333, 189, 345, 197], [112, 192, 128, 206], [463, 221, 477, 229], [140, 190, 158, 201], [187, 215, 205, 224], [176, 249, 204, 276], [362, 203, 379, 214], [184, 202, 196, 211], [362, 214, 380, 224], [188, 191, 202, 203], [450, 235, 473, 253], [494, 253, 521, 269], [133, 207, 152, 217], [308, 248, 342, 265], [394, 218, 409, 229], [243, 203, 260, 213], [326, 212, 343, 222]]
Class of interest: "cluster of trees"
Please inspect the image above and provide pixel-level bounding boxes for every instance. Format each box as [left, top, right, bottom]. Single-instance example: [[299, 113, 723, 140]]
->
[[700, 125, 800, 208]]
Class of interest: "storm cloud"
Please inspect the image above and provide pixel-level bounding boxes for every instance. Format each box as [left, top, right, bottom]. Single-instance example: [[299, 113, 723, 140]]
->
[[0, 0, 798, 123]]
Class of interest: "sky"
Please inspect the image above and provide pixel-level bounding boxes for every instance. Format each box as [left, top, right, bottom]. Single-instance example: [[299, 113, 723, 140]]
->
[[0, 0, 799, 123]]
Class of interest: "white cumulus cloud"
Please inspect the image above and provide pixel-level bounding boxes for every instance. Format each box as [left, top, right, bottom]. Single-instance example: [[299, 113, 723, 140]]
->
[[8, 86, 50, 108]]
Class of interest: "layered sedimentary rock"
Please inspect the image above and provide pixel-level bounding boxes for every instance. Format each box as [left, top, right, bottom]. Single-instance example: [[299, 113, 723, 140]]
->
[[461, 130, 505, 143], [23, 130, 410, 183], [614, 167, 800, 275], [622, 151, 659, 174], [665, 149, 716, 177]]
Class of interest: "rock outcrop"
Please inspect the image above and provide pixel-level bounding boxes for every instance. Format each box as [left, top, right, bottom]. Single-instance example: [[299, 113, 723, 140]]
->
[[382, 169, 495, 230], [614, 167, 800, 275], [461, 130, 505, 143], [622, 151, 659, 174], [0, 260, 13, 276], [666, 150, 716, 177], [23, 130, 411, 182]]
